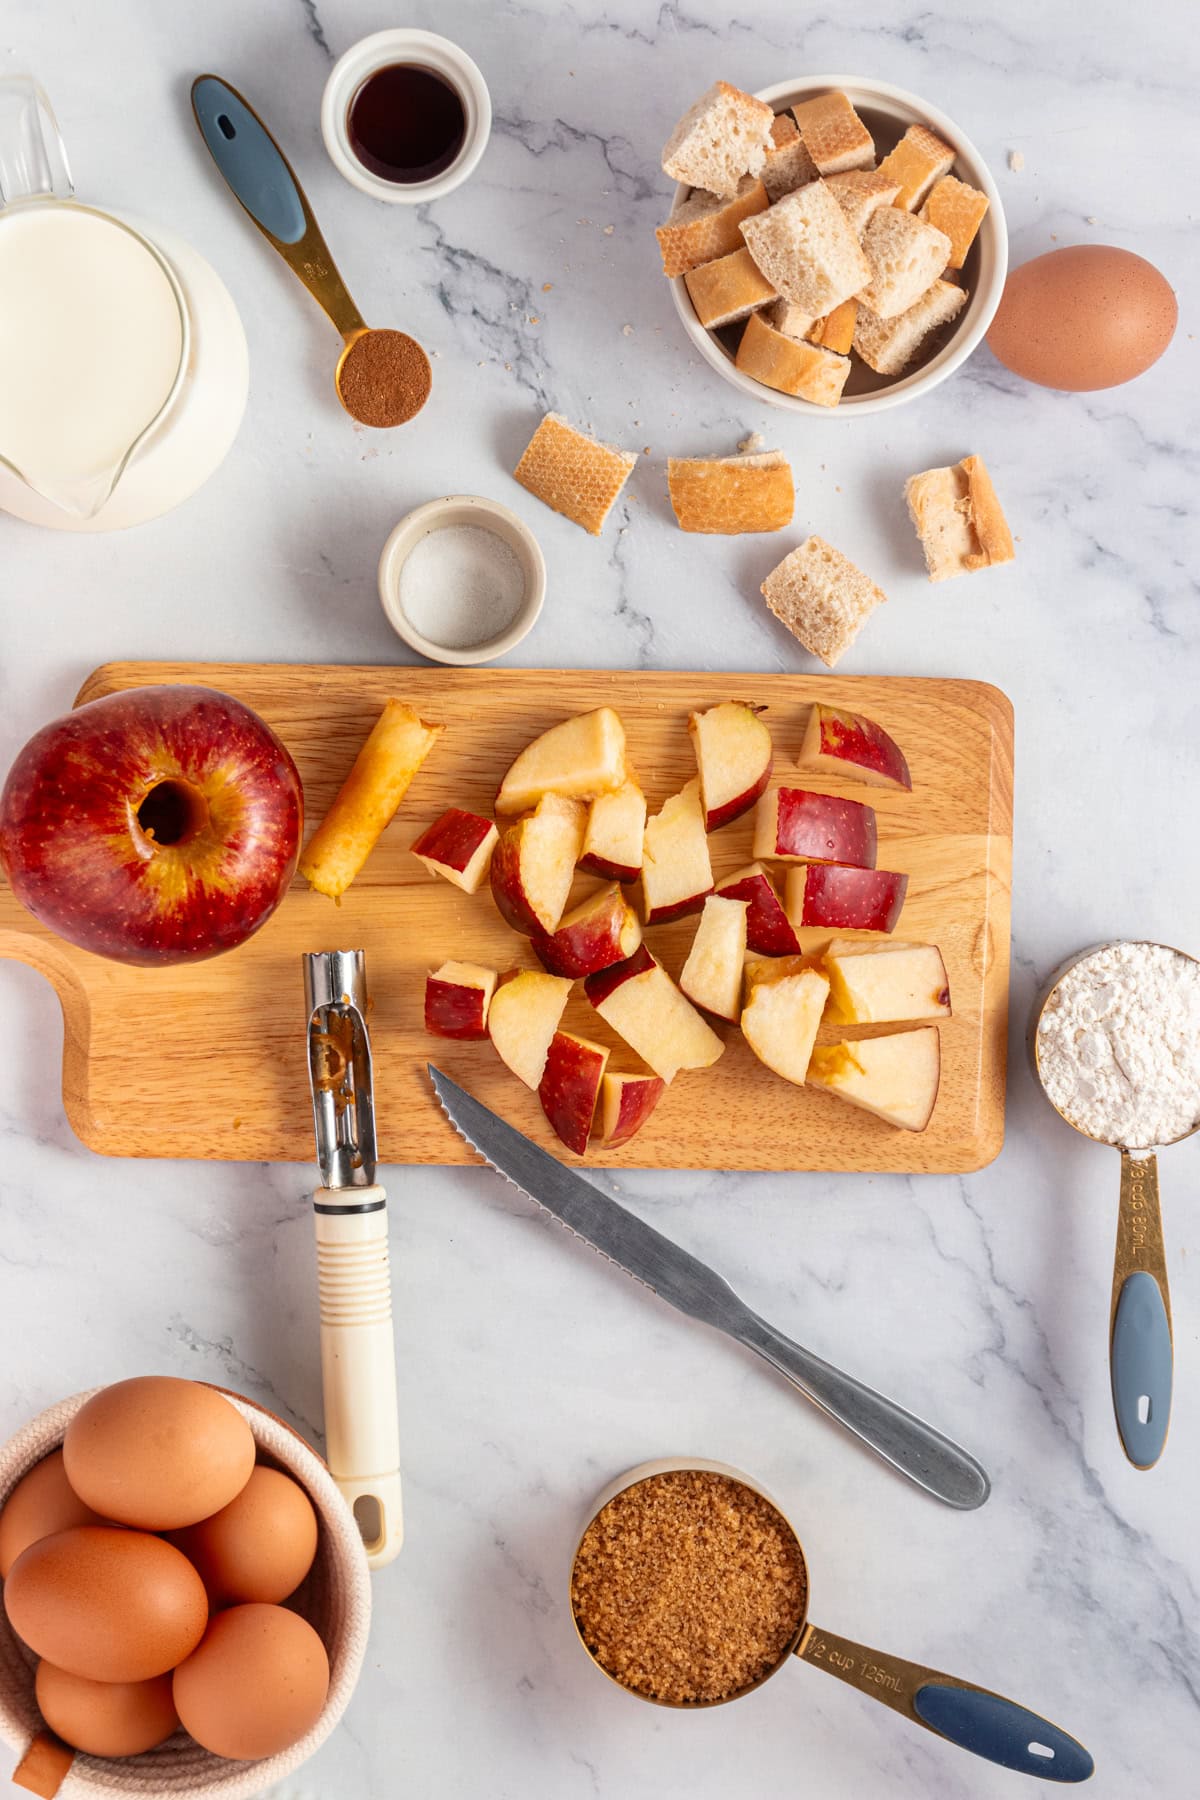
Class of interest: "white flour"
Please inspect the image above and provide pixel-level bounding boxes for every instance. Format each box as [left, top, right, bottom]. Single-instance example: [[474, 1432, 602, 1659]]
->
[[1036, 942, 1200, 1149]]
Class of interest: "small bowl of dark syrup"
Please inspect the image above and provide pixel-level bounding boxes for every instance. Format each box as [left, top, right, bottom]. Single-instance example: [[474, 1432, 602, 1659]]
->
[[321, 28, 491, 203]]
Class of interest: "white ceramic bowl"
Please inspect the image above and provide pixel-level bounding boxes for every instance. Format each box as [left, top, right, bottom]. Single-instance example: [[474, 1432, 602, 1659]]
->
[[670, 75, 1007, 416], [378, 494, 546, 666], [321, 28, 491, 204]]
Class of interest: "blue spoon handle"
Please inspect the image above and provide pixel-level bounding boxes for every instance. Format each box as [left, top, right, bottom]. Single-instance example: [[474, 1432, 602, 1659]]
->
[[1110, 1153, 1173, 1469]]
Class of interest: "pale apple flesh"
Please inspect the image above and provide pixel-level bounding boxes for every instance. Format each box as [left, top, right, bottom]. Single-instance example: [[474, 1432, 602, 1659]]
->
[[596, 1071, 666, 1147], [531, 882, 642, 978], [640, 778, 714, 924], [585, 944, 725, 1083], [797, 704, 912, 792], [424, 961, 498, 1040], [715, 863, 801, 956], [496, 707, 627, 816], [688, 701, 774, 831], [489, 793, 587, 935], [742, 952, 821, 1002], [823, 940, 951, 1024], [753, 786, 877, 868], [785, 863, 908, 933], [807, 1027, 941, 1132], [410, 808, 498, 894], [680, 895, 748, 1023], [486, 970, 573, 1088], [579, 780, 646, 882], [740, 967, 830, 1086], [538, 1030, 610, 1155]]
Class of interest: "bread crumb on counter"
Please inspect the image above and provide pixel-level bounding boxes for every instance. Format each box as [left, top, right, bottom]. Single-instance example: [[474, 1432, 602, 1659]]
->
[[1008, 149, 1025, 172]]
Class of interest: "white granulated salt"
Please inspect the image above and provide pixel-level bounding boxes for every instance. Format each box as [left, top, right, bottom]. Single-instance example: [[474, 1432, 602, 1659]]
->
[[398, 524, 526, 649], [1036, 942, 1200, 1149]]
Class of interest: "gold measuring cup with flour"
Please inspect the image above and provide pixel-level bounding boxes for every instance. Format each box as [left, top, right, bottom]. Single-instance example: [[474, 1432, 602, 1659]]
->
[[0, 75, 248, 530], [1032, 940, 1200, 1469]]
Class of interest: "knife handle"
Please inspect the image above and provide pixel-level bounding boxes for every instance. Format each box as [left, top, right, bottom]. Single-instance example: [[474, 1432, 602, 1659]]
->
[[740, 1312, 990, 1510]]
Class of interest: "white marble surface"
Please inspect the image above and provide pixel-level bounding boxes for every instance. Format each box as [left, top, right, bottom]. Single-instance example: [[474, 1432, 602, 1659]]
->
[[1, 0, 1198, 1794]]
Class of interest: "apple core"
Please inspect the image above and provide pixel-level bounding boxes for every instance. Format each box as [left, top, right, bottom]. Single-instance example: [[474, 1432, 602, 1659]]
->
[[136, 779, 209, 848]]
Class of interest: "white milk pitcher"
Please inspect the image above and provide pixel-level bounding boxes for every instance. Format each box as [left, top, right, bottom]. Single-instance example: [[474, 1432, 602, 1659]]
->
[[0, 76, 249, 531]]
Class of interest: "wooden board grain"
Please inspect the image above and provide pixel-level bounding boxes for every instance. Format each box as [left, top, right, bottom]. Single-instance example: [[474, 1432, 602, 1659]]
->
[[0, 663, 1012, 1172]]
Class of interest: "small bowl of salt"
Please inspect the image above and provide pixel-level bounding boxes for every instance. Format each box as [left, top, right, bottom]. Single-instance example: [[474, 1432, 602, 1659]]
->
[[378, 494, 545, 664]]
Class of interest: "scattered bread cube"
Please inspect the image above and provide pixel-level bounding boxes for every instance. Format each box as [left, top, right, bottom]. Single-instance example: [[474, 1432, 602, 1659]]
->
[[761, 113, 818, 201], [740, 180, 870, 314], [684, 245, 777, 328], [300, 699, 444, 899], [661, 81, 775, 199], [806, 299, 858, 355], [876, 123, 956, 210], [904, 454, 1014, 581], [513, 413, 636, 536], [859, 209, 952, 319], [825, 169, 902, 235], [655, 177, 768, 278], [760, 535, 887, 667], [667, 450, 794, 534], [791, 91, 874, 175], [765, 297, 818, 340], [853, 279, 967, 375], [735, 312, 850, 406], [919, 175, 989, 270]]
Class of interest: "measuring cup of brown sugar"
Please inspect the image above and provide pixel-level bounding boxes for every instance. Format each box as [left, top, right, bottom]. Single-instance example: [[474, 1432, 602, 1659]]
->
[[570, 1462, 1093, 1783]]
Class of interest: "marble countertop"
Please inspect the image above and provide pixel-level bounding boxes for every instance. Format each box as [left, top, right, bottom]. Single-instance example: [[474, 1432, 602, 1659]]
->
[[2, 1, 1198, 1794]]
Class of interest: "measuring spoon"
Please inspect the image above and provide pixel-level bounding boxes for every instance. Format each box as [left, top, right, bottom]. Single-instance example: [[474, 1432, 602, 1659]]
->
[[191, 75, 431, 427]]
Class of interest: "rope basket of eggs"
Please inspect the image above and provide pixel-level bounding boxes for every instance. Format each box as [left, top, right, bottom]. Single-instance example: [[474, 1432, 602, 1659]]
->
[[0, 1379, 371, 1798]]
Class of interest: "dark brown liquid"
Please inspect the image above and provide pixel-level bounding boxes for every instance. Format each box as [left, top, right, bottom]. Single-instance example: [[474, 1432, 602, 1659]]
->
[[346, 64, 466, 184]]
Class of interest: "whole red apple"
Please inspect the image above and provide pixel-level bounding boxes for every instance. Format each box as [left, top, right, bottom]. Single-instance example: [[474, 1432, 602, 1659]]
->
[[0, 685, 303, 965]]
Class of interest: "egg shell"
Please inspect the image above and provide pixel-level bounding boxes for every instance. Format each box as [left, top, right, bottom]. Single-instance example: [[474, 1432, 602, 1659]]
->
[[166, 1465, 318, 1606], [35, 1661, 179, 1757], [986, 244, 1177, 391], [63, 1377, 255, 1530], [4, 1525, 208, 1682], [173, 1603, 329, 1761], [0, 1450, 106, 1578]]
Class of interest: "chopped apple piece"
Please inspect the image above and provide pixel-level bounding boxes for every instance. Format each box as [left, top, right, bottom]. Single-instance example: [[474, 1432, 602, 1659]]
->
[[595, 1070, 666, 1148], [641, 779, 714, 924], [424, 961, 497, 1040], [743, 953, 819, 999], [680, 895, 748, 1022], [411, 808, 498, 894], [807, 1027, 941, 1131], [785, 863, 907, 933], [300, 699, 445, 899], [715, 863, 801, 955], [740, 967, 830, 1087], [823, 940, 951, 1024], [489, 793, 587, 935], [579, 780, 647, 882], [753, 787, 877, 868], [798, 704, 912, 792], [531, 882, 642, 978], [496, 707, 626, 815], [539, 1031, 609, 1155], [585, 944, 725, 1083], [486, 970, 573, 1088], [688, 701, 774, 831]]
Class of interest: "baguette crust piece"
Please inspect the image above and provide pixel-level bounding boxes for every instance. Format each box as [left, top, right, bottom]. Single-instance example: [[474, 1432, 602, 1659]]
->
[[655, 176, 768, 278], [662, 81, 775, 199], [761, 113, 819, 201], [668, 451, 795, 534], [806, 298, 858, 355], [904, 454, 1014, 580], [919, 175, 989, 270], [735, 311, 851, 407], [514, 414, 636, 535], [825, 168, 902, 235], [766, 297, 818, 340], [740, 180, 870, 314], [791, 92, 875, 175], [760, 536, 887, 666], [875, 123, 956, 210], [859, 208, 952, 318], [684, 245, 777, 328], [853, 279, 967, 375]]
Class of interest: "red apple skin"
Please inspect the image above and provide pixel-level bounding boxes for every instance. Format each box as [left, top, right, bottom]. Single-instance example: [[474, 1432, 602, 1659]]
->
[[488, 821, 544, 935], [584, 941, 657, 1008], [643, 889, 713, 927], [424, 977, 489, 1040], [530, 886, 640, 979], [800, 706, 912, 792], [774, 788, 877, 868], [578, 851, 640, 883], [411, 808, 493, 870], [706, 769, 772, 834], [793, 865, 908, 932], [0, 686, 302, 965], [715, 866, 801, 956], [599, 1073, 666, 1147], [538, 1032, 608, 1155]]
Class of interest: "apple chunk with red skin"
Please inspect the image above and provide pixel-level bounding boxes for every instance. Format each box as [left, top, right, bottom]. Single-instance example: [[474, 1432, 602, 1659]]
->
[[496, 707, 626, 816], [797, 704, 911, 792], [487, 970, 572, 1088], [531, 883, 642, 978], [538, 1030, 609, 1155], [0, 685, 302, 965], [585, 944, 724, 1083], [688, 701, 773, 831], [579, 780, 646, 883], [753, 787, 877, 869], [823, 940, 950, 1024], [807, 1027, 941, 1132], [410, 808, 498, 894], [715, 863, 801, 956], [785, 864, 907, 934], [424, 961, 497, 1040], [489, 793, 587, 935], [641, 779, 714, 925], [740, 964, 830, 1086], [680, 895, 748, 1023], [595, 1071, 666, 1148]]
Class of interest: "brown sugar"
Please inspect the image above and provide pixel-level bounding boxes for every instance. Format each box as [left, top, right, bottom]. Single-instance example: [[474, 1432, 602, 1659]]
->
[[337, 329, 432, 427], [570, 1469, 807, 1705]]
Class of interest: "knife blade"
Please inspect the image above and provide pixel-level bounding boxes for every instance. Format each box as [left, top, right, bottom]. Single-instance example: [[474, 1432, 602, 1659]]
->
[[428, 1067, 989, 1511]]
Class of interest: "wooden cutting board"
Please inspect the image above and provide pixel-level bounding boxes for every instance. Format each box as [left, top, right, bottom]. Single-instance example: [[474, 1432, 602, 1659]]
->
[[0, 663, 1012, 1173]]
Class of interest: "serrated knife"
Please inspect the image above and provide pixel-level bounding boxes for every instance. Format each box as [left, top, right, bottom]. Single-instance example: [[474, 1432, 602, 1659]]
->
[[428, 1067, 989, 1511]]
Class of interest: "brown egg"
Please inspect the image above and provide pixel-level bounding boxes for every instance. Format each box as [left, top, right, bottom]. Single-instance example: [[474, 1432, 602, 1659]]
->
[[4, 1525, 208, 1681], [0, 1451, 105, 1578], [986, 245, 1177, 391], [63, 1377, 255, 1530], [167, 1466, 318, 1606], [173, 1603, 329, 1760], [35, 1662, 178, 1757]]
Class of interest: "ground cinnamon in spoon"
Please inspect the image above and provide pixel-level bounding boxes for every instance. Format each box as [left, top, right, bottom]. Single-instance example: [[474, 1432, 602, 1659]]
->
[[571, 1469, 808, 1705], [337, 328, 431, 426]]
